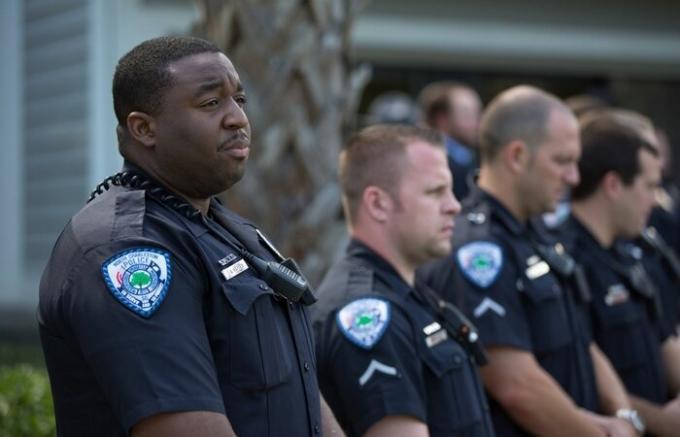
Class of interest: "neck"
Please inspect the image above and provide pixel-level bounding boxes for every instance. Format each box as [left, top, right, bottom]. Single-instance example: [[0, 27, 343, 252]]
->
[[571, 198, 616, 248], [351, 229, 415, 287], [478, 165, 528, 223], [130, 162, 211, 215]]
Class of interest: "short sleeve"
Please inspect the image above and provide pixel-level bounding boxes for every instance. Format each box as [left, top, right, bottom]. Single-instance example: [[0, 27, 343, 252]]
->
[[63, 240, 225, 432], [319, 299, 427, 435]]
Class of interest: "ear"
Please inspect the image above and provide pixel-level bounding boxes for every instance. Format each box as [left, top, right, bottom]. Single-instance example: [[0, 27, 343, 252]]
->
[[126, 111, 156, 148], [504, 140, 530, 174], [601, 171, 623, 199], [433, 112, 448, 131], [362, 186, 395, 223]]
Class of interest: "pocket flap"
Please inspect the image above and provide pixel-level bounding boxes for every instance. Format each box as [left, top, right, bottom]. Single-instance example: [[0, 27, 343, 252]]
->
[[420, 336, 466, 378], [221, 273, 273, 316], [523, 273, 561, 304]]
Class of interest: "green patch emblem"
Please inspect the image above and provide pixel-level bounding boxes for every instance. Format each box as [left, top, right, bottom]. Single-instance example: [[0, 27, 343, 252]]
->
[[337, 297, 391, 349]]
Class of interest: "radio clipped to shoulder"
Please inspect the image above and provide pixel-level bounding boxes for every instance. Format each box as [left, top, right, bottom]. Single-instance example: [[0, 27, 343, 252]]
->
[[242, 251, 316, 304]]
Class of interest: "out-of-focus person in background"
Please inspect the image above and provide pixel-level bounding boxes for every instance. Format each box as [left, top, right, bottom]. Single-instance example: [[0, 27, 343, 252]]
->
[[418, 81, 482, 201], [560, 110, 680, 436], [648, 126, 680, 261], [605, 110, 680, 337], [541, 93, 609, 230], [313, 124, 496, 437], [364, 91, 419, 126], [419, 85, 637, 437], [564, 94, 609, 120]]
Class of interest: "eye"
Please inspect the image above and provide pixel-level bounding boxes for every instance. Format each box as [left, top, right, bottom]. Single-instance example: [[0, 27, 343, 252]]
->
[[234, 94, 247, 107], [200, 98, 219, 108], [427, 186, 448, 196]]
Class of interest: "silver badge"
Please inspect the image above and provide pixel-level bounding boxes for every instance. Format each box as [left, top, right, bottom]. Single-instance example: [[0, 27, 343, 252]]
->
[[526, 260, 550, 280], [221, 259, 249, 280]]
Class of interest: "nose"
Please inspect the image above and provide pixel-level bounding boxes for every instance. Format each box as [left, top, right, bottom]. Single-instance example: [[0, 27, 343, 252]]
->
[[223, 98, 249, 130], [444, 190, 461, 216], [565, 162, 580, 187]]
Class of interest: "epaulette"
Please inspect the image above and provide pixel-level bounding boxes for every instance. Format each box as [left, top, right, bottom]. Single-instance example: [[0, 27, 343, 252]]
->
[[346, 260, 376, 295], [455, 201, 492, 244], [640, 227, 680, 279], [336, 263, 392, 350]]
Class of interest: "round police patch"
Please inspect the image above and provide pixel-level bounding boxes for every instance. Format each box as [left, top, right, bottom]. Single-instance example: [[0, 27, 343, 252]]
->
[[101, 247, 171, 318], [456, 241, 503, 288], [336, 297, 390, 350]]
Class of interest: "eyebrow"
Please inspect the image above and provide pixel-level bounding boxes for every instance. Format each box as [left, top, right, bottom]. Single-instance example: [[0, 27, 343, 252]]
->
[[193, 79, 243, 98]]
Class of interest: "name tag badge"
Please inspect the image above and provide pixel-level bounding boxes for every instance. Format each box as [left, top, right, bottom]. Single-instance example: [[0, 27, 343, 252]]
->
[[605, 284, 630, 306], [425, 329, 448, 348], [526, 260, 550, 280], [221, 259, 249, 280], [423, 321, 442, 336]]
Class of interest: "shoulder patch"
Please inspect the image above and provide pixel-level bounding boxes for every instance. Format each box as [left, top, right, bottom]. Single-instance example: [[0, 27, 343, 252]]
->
[[336, 297, 390, 350], [456, 241, 503, 288], [102, 247, 172, 318]]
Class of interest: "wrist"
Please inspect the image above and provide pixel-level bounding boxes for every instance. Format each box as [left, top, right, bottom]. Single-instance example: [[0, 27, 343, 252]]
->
[[615, 408, 645, 435]]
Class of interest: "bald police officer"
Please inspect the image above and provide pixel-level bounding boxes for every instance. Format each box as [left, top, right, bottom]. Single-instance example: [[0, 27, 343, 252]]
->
[[418, 86, 637, 437]]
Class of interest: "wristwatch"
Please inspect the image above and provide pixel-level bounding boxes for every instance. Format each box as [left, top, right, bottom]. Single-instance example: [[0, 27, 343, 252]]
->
[[616, 408, 645, 434]]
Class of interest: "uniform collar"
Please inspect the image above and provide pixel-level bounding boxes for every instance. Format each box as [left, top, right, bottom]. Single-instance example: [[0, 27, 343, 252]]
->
[[466, 186, 526, 236], [565, 214, 608, 255], [346, 239, 413, 299], [121, 162, 255, 240]]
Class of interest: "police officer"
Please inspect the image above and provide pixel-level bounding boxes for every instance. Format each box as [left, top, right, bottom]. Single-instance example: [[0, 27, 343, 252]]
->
[[312, 125, 495, 436], [418, 86, 637, 436], [38, 36, 341, 437], [563, 111, 680, 436]]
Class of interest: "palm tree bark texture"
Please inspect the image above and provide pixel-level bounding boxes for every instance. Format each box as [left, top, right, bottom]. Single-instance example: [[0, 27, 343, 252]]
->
[[192, 0, 370, 284]]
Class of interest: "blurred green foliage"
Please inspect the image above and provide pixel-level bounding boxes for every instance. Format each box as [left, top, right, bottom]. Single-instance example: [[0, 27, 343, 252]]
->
[[0, 362, 55, 437]]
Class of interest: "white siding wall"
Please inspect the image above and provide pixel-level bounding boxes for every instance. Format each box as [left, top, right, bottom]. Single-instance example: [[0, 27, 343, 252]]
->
[[23, 0, 90, 293], [0, 0, 23, 308], [0, 0, 198, 314]]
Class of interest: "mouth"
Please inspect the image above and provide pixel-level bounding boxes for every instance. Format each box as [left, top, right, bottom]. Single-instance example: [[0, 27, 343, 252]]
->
[[219, 134, 250, 159], [441, 222, 455, 237]]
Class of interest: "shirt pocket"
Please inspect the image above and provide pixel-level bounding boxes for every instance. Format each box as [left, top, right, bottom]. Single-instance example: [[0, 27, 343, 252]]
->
[[592, 300, 647, 371], [221, 277, 294, 391], [420, 337, 485, 431], [522, 274, 572, 353]]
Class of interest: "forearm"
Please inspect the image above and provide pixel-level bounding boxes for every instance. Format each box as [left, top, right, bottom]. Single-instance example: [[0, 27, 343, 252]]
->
[[320, 395, 345, 437], [497, 377, 605, 437], [661, 336, 680, 395], [481, 349, 605, 437], [590, 343, 631, 413], [131, 411, 236, 437]]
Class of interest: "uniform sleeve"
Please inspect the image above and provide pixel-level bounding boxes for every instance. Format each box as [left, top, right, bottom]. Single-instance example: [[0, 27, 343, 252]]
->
[[62, 239, 224, 432], [318, 299, 427, 435], [423, 239, 533, 351]]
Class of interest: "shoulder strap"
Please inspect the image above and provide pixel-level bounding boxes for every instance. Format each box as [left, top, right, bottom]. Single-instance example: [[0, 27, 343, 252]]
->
[[641, 227, 680, 281], [413, 281, 488, 366]]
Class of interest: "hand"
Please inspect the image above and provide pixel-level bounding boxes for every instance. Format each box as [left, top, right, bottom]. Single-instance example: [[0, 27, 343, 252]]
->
[[589, 415, 637, 437]]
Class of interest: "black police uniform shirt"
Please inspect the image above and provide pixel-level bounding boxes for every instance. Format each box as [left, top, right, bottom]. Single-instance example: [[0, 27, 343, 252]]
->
[[650, 181, 680, 256], [418, 188, 598, 437], [38, 169, 321, 437], [312, 239, 495, 437], [559, 215, 671, 404], [630, 227, 680, 334]]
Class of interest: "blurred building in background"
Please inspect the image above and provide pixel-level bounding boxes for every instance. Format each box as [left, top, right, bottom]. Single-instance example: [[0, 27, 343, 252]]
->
[[2, 0, 680, 338]]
